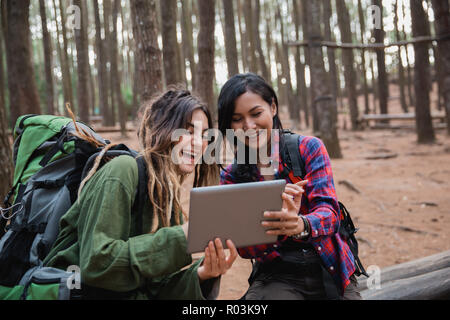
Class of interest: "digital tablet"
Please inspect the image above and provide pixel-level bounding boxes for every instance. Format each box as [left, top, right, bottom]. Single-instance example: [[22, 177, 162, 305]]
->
[[187, 179, 286, 254]]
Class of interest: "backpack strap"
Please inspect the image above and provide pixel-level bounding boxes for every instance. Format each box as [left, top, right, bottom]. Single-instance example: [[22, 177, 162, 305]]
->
[[132, 156, 148, 236], [281, 131, 305, 180]]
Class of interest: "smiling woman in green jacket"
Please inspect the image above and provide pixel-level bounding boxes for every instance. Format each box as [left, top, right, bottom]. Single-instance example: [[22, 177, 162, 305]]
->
[[44, 88, 238, 300]]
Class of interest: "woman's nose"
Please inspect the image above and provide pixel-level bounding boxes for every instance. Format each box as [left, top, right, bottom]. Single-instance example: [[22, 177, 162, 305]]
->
[[243, 117, 256, 131]]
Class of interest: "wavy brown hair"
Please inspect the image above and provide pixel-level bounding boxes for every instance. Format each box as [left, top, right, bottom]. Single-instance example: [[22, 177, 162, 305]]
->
[[137, 88, 219, 233]]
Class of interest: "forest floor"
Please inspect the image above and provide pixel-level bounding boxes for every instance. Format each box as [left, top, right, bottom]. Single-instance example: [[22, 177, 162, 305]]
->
[[103, 86, 450, 300]]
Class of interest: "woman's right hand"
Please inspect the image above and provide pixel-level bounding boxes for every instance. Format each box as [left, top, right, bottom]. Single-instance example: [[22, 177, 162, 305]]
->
[[282, 180, 308, 213]]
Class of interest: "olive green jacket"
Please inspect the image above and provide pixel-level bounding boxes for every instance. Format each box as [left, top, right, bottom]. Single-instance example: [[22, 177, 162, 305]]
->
[[44, 155, 218, 300]]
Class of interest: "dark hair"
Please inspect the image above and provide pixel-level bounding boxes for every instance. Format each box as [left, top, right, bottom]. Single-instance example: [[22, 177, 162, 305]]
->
[[217, 73, 284, 182]]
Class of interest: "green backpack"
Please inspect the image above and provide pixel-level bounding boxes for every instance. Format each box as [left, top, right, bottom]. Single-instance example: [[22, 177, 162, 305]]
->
[[0, 114, 147, 299]]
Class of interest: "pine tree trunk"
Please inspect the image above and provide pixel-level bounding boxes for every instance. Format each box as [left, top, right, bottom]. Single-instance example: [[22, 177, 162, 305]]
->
[[323, 0, 338, 125], [222, 0, 239, 77], [195, 0, 216, 121], [431, 0, 450, 135], [111, 0, 127, 137], [73, 0, 90, 124], [373, 0, 389, 120], [161, 0, 181, 86], [301, 0, 314, 130], [336, 0, 359, 130], [243, 0, 257, 73], [357, 0, 370, 114], [237, 0, 248, 72], [394, 1, 408, 113], [253, 0, 269, 82], [0, 8, 6, 123], [93, 0, 111, 126], [103, 0, 115, 126], [307, 0, 342, 158], [276, 4, 298, 127], [130, 0, 163, 101], [181, 0, 196, 91], [38, 0, 54, 115], [411, 0, 435, 143], [0, 93, 12, 201], [58, 0, 74, 114], [5, 0, 41, 127]]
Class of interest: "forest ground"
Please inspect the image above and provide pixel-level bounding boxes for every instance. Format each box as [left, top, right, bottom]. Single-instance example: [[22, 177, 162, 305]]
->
[[103, 84, 450, 299]]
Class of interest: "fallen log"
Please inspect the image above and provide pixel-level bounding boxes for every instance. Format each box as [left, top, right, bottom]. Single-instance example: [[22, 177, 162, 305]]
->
[[361, 267, 450, 300], [357, 250, 450, 292]]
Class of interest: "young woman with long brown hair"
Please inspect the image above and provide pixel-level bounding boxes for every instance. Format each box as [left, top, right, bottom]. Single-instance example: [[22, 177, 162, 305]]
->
[[44, 88, 238, 299]]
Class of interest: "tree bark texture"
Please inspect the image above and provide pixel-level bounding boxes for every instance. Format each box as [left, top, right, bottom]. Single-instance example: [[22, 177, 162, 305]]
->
[[58, 0, 74, 114], [222, 0, 239, 78], [181, 0, 197, 90], [4, 0, 41, 127], [38, 0, 54, 115], [111, 0, 127, 137], [307, 1, 342, 158], [195, 0, 216, 121], [93, 0, 111, 126], [161, 0, 181, 86], [336, 0, 359, 130], [431, 0, 450, 135], [373, 0, 389, 119], [411, 0, 435, 143], [130, 0, 163, 101], [73, 0, 90, 124]]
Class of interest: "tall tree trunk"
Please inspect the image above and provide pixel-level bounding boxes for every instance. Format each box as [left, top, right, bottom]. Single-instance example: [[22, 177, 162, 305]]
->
[[323, 0, 338, 125], [236, 0, 248, 72], [195, 0, 216, 121], [73, 0, 90, 124], [243, 0, 257, 73], [58, 0, 74, 114], [263, 1, 272, 84], [103, 0, 115, 126], [93, 0, 110, 126], [336, 0, 359, 130], [307, 0, 342, 158], [111, 0, 127, 137], [253, 0, 269, 81], [0, 6, 6, 124], [4, 0, 41, 127], [411, 0, 435, 143], [276, 3, 298, 127], [222, 0, 239, 78], [431, 0, 450, 135], [394, 1, 408, 113], [301, 0, 314, 130], [130, 0, 163, 101], [161, 0, 181, 86], [373, 0, 389, 120], [357, 0, 370, 114], [0, 89, 12, 202], [181, 0, 196, 90], [38, 0, 54, 115], [0, 2, 12, 200]]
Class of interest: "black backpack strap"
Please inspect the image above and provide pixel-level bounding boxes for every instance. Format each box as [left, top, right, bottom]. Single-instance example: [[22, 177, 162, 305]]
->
[[132, 156, 148, 236], [282, 131, 305, 179]]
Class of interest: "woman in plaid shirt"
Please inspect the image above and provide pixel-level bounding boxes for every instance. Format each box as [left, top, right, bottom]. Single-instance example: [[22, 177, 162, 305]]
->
[[217, 73, 361, 300]]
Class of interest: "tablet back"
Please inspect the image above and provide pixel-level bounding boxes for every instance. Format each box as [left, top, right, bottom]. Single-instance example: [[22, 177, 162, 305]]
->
[[187, 179, 286, 254]]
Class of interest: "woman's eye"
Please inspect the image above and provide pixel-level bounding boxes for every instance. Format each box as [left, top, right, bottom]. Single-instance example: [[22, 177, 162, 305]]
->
[[231, 117, 242, 122], [252, 112, 262, 117]]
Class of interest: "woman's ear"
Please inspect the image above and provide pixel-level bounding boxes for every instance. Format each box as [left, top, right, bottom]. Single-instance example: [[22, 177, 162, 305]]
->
[[271, 100, 277, 117]]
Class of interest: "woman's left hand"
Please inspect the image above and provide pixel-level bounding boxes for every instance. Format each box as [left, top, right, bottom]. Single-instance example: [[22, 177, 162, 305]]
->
[[197, 238, 238, 282], [261, 180, 308, 236]]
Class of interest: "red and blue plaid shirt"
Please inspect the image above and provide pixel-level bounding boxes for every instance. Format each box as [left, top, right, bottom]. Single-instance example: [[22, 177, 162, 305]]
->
[[220, 134, 356, 294]]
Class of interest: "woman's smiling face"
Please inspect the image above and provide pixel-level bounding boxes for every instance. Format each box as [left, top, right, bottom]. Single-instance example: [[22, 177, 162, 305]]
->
[[230, 91, 277, 150]]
